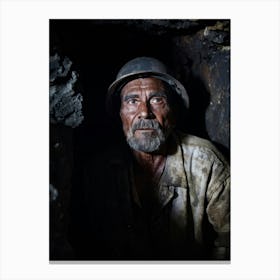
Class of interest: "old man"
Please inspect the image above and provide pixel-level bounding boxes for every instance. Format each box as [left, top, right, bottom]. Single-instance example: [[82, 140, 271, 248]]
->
[[79, 57, 230, 260]]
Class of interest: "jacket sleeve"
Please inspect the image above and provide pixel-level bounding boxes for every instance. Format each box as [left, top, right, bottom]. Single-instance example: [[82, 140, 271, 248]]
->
[[206, 161, 230, 260]]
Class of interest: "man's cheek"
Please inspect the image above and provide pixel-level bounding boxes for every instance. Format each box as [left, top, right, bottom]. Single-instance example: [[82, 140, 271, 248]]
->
[[122, 122, 131, 136]]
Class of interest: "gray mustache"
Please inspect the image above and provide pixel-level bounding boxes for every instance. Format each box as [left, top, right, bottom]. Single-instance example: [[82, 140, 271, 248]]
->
[[132, 119, 161, 133]]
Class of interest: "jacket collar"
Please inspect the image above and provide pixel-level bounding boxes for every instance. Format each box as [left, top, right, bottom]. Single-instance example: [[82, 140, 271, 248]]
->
[[158, 133, 188, 189]]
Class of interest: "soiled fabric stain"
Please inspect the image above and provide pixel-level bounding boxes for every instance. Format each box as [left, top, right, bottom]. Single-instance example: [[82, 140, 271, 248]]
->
[[82, 131, 230, 260]]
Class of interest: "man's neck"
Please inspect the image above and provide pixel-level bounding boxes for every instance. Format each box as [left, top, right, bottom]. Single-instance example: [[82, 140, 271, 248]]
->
[[132, 149, 166, 175], [131, 145, 167, 192]]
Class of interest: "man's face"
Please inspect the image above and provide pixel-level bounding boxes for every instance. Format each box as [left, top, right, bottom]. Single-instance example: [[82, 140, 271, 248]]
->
[[119, 77, 175, 153]]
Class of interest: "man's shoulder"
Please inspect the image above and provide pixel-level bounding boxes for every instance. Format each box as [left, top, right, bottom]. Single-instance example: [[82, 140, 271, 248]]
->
[[175, 131, 229, 165]]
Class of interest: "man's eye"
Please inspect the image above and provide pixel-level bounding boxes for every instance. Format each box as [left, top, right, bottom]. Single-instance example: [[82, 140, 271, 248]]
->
[[127, 99, 138, 105], [150, 97, 164, 104]]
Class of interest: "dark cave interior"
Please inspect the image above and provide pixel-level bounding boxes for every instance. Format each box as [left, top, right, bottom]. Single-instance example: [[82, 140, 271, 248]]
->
[[49, 19, 230, 260]]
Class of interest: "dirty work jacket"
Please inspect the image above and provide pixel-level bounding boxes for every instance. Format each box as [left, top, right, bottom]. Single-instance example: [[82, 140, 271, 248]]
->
[[82, 132, 230, 260]]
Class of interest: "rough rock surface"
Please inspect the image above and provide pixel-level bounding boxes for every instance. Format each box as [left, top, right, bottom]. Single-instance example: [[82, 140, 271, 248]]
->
[[50, 53, 84, 128], [172, 20, 230, 152]]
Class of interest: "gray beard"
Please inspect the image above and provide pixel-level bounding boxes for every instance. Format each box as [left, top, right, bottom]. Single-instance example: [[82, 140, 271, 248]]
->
[[125, 119, 168, 153]]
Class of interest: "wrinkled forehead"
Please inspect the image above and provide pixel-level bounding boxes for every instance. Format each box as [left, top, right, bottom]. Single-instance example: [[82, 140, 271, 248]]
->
[[120, 77, 167, 97]]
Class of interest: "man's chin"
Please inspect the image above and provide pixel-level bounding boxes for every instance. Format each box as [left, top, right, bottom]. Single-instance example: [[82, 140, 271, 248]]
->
[[127, 136, 162, 153]]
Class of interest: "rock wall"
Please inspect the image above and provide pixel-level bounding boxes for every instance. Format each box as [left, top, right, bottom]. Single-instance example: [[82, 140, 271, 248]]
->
[[171, 20, 230, 153], [49, 53, 83, 259]]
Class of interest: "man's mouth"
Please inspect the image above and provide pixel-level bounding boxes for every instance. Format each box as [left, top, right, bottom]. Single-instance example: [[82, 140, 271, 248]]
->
[[135, 128, 156, 133]]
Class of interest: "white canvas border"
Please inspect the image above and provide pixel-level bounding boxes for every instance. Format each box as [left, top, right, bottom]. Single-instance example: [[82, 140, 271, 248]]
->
[[0, 0, 280, 279]]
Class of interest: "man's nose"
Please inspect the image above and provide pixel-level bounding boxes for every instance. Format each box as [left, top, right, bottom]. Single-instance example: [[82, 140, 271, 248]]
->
[[138, 101, 153, 119]]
